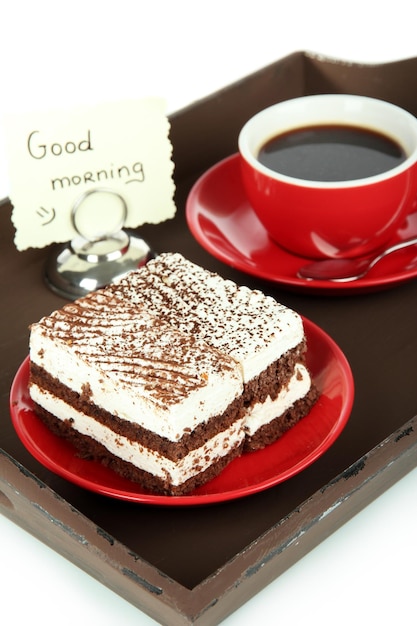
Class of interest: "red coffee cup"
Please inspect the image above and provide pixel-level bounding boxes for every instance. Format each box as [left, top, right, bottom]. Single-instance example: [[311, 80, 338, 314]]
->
[[238, 94, 417, 259]]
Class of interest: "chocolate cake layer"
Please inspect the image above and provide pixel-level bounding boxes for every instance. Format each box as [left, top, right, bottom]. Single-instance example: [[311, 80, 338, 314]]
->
[[242, 342, 306, 406], [244, 386, 319, 451], [32, 402, 244, 496]]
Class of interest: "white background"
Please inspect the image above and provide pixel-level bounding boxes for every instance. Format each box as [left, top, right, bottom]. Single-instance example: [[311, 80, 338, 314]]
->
[[1, 1, 417, 624]]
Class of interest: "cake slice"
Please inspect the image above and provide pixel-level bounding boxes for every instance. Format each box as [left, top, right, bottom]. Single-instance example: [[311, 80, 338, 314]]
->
[[29, 290, 245, 495], [107, 253, 318, 451], [28, 253, 318, 495]]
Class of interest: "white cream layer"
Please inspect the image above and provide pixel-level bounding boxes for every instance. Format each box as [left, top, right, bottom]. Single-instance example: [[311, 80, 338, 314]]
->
[[30, 327, 242, 443], [29, 384, 245, 487], [244, 364, 312, 436]]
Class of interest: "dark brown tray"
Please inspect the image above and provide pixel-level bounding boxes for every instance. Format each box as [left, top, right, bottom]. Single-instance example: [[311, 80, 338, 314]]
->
[[1, 51, 417, 625]]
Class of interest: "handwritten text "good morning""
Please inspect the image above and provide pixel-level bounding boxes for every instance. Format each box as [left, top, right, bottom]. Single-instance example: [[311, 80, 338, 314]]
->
[[27, 130, 145, 190]]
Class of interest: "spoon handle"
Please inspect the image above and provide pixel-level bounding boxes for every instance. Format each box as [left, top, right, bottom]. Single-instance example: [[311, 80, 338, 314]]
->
[[366, 235, 417, 272], [298, 235, 417, 281]]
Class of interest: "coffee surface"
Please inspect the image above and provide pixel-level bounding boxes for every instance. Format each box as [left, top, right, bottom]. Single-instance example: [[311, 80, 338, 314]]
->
[[257, 125, 407, 182]]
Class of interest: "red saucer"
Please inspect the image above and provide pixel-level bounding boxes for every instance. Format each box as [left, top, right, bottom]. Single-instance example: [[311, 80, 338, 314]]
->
[[10, 318, 354, 506], [186, 154, 417, 294]]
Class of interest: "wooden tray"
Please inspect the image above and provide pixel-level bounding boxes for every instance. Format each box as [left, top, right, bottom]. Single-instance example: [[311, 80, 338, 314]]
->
[[1, 51, 417, 625]]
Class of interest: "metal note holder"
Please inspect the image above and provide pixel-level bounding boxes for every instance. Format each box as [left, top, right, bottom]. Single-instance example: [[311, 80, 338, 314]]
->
[[45, 188, 154, 300]]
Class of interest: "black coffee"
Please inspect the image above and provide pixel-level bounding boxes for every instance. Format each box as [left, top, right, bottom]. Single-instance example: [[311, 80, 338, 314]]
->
[[257, 124, 407, 182]]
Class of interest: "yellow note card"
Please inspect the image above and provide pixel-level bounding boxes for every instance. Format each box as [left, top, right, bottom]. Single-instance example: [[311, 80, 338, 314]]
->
[[4, 97, 176, 250]]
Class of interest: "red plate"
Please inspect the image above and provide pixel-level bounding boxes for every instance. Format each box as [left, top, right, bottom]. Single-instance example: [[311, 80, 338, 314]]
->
[[10, 318, 354, 506], [186, 154, 417, 294]]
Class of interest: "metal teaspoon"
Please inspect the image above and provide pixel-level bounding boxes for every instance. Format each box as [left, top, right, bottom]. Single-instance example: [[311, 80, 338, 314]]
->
[[297, 236, 417, 282]]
